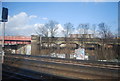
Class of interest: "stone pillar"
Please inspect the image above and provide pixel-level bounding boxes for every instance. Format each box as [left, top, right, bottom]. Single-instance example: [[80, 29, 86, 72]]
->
[[31, 35, 40, 56]]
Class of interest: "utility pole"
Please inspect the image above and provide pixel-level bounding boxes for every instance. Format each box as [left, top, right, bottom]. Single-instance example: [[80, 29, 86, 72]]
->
[[2, 22, 5, 48], [0, 0, 3, 64], [1, 22, 5, 63]]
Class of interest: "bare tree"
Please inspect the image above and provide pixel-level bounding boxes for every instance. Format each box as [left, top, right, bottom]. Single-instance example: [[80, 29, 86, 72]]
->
[[63, 22, 73, 37], [83, 24, 89, 34], [36, 25, 49, 37], [77, 24, 89, 50], [77, 24, 89, 35], [36, 20, 59, 56], [45, 20, 59, 55], [98, 22, 113, 39], [62, 22, 74, 59], [45, 20, 59, 38], [96, 22, 115, 60], [92, 24, 97, 38], [36, 20, 59, 37], [77, 24, 82, 35]]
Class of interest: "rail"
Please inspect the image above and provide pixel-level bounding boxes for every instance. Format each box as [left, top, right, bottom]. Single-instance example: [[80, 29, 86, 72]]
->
[[3, 54, 120, 80]]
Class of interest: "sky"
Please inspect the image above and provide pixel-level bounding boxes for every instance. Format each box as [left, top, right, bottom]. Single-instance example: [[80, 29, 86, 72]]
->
[[2, 0, 120, 2], [0, 1, 119, 36]]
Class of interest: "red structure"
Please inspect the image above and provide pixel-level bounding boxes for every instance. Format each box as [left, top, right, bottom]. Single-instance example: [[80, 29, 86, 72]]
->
[[0, 36, 31, 45]]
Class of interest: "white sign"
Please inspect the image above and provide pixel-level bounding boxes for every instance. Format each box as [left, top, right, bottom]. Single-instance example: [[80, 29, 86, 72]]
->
[[75, 47, 85, 60]]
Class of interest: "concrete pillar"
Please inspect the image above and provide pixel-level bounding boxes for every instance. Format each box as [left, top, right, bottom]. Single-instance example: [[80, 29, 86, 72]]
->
[[31, 35, 40, 56]]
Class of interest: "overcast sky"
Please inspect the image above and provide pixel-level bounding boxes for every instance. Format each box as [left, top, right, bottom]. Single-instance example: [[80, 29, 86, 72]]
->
[[0, 1, 119, 36]]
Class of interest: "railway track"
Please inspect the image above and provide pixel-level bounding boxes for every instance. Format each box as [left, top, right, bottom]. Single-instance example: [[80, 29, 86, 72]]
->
[[3, 64, 79, 81], [2, 70, 37, 81], [3, 54, 120, 80], [5, 54, 119, 69]]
